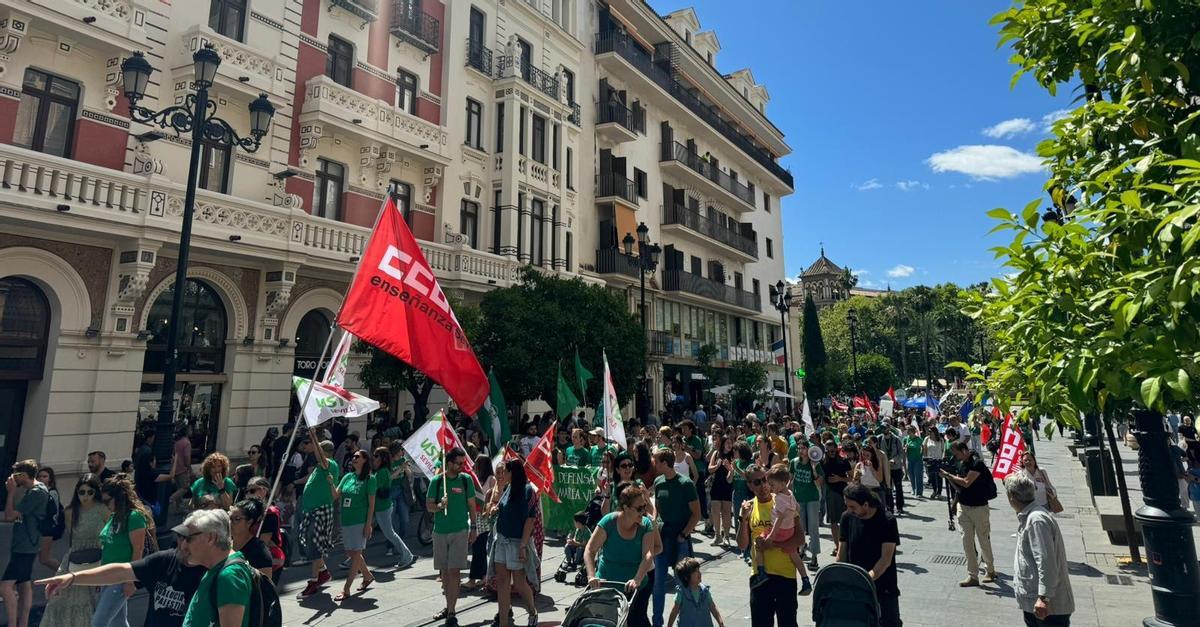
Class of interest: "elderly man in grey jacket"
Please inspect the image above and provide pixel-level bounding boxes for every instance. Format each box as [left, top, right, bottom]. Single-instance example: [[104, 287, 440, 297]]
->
[[1005, 472, 1074, 626]]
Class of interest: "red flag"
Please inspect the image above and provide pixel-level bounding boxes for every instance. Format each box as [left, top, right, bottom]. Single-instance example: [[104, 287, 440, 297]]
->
[[337, 197, 489, 415], [832, 399, 849, 413], [980, 422, 992, 446], [436, 416, 483, 489], [990, 412, 1026, 479], [887, 387, 898, 407], [524, 423, 561, 503]]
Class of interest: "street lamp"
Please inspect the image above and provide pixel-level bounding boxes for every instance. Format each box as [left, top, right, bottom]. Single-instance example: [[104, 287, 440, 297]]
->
[[769, 280, 793, 414], [121, 46, 275, 529], [622, 222, 660, 421], [847, 307, 860, 392]]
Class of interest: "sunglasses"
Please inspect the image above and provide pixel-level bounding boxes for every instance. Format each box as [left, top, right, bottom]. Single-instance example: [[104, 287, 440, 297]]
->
[[618, 463, 634, 469], [634, 503, 648, 513], [175, 531, 204, 543], [77, 489, 95, 496], [247, 450, 260, 455]]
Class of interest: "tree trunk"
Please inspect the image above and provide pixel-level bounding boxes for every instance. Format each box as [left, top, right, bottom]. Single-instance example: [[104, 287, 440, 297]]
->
[[1104, 415, 1142, 564]]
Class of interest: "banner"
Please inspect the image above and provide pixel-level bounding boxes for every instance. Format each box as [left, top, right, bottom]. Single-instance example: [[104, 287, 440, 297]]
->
[[540, 465, 600, 533], [337, 196, 489, 415], [801, 399, 815, 436], [291, 376, 380, 427], [401, 417, 445, 481], [601, 350, 627, 449], [323, 330, 354, 387], [879, 399, 894, 419], [991, 412, 1026, 479]]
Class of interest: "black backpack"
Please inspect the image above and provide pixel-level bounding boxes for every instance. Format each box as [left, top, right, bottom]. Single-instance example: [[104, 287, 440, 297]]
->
[[208, 555, 282, 627], [38, 488, 64, 539]]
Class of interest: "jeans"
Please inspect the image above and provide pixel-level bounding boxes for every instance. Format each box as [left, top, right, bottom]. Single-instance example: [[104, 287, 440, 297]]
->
[[91, 584, 129, 627], [748, 574, 798, 627], [925, 459, 943, 495], [391, 488, 410, 538], [564, 544, 583, 566], [651, 536, 690, 627], [891, 468, 905, 512], [908, 458, 924, 496], [1023, 612, 1071, 626], [375, 507, 413, 564], [798, 499, 821, 557]]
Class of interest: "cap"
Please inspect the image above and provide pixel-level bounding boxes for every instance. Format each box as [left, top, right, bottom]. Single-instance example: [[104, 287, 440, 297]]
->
[[590, 427, 605, 437], [169, 522, 192, 536]]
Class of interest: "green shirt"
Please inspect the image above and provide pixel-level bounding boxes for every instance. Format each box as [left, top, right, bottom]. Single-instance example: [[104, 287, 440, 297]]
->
[[190, 477, 236, 501], [790, 460, 823, 503], [684, 435, 705, 457], [302, 462, 341, 510], [374, 468, 393, 512], [427, 473, 476, 534], [732, 460, 750, 492], [566, 445, 592, 467], [652, 473, 698, 538], [337, 472, 377, 526], [903, 435, 924, 462], [595, 512, 653, 588], [99, 509, 147, 564], [183, 552, 253, 627]]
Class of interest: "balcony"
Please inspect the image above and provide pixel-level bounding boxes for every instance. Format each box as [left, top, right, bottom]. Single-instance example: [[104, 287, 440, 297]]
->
[[595, 32, 793, 190], [302, 75, 449, 160], [595, 172, 638, 209], [496, 55, 560, 100], [465, 39, 493, 76], [649, 330, 674, 356], [662, 204, 757, 262], [596, 101, 645, 144], [391, 0, 440, 54], [594, 248, 641, 278], [568, 102, 582, 126], [660, 141, 755, 210], [24, 0, 148, 53], [330, 0, 379, 24], [663, 269, 760, 312], [180, 25, 286, 99]]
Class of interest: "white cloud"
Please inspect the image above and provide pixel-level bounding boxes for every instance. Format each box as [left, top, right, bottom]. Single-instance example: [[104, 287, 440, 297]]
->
[[1041, 109, 1073, 131], [895, 180, 928, 192], [982, 117, 1036, 139], [856, 178, 882, 191], [887, 264, 915, 278], [926, 145, 1043, 180], [851, 269, 870, 276]]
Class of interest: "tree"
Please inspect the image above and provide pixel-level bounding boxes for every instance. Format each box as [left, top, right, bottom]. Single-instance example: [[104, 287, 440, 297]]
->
[[475, 268, 644, 409], [696, 342, 719, 388], [357, 301, 483, 423], [856, 353, 897, 399], [729, 359, 768, 414], [800, 295, 829, 400]]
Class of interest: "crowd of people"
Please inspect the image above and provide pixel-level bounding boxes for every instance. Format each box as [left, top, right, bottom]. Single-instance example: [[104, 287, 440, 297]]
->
[[0, 396, 1090, 627]]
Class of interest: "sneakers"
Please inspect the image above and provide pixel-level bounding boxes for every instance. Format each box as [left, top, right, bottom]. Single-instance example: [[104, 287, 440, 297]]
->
[[807, 557, 819, 570], [958, 577, 980, 587], [316, 569, 332, 585], [298, 580, 321, 598], [799, 578, 812, 596]]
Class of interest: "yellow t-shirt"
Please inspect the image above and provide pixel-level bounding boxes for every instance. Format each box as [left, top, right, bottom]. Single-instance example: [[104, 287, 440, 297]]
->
[[748, 496, 797, 578]]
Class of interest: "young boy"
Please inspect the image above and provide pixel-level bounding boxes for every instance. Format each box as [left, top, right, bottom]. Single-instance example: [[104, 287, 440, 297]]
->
[[564, 511, 591, 568], [667, 557, 724, 627], [752, 463, 810, 591]]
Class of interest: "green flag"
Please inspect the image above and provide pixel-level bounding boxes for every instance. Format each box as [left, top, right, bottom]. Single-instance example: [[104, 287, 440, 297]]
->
[[574, 347, 594, 406], [478, 368, 511, 446], [556, 362, 581, 419]]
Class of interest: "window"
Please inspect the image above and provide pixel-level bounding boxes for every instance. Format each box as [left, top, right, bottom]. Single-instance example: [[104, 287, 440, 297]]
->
[[766, 237, 773, 258], [495, 102, 505, 152], [530, 198, 545, 265], [552, 123, 560, 169], [326, 36, 354, 87], [198, 140, 231, 194], [685, 30, 691, 44], [465, 98, 483, 149], [565, 231, 573, 272], [566, 148, 574, 190], [519, 106, 527, 155], [209, 0, 247, 41], [517, 192, 525, 258], [763, 191, 771, 213], [397, 70, 418, 114], [491, 190, 503, 255], [531, 114, 546, 164], [690, 255, 702, 276], [14, 69, 79, 158], [469, 7, 485, 52], [634, 168, 647, 199], [734, 272, 744, 290], [707, 51, 713, 66], [390, 179, 413, 224], [460, 200, 479, 248], [518, 38, 532, 81], [562, 68, 575, 104], [753, 278, 760, 297], [314, 158, 345, 220]]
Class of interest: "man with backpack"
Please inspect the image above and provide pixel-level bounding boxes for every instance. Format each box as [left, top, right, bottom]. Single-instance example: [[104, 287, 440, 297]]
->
[[940, 440, 998, 587], [176, 508, 280, 627], [1, 459, 50, 627]]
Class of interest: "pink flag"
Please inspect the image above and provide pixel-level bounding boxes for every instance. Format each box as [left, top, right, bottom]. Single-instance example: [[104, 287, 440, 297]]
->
[[990, 412, 1026, 479]]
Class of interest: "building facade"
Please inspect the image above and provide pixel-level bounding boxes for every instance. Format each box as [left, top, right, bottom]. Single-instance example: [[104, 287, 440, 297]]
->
[[0, 0, 791, 478]]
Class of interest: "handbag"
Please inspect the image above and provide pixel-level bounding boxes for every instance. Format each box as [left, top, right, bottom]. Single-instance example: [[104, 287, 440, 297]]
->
[[69, 548, 102, 564], [1047, 492, 1064, 514]]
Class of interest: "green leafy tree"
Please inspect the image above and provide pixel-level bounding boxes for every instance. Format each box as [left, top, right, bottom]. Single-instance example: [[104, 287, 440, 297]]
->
[[475, 268, 643, 409], [800, 295, 830, 400], [729, 359, 769, 414], [696, 342, 719, 388], [856, 353, 897, 399]]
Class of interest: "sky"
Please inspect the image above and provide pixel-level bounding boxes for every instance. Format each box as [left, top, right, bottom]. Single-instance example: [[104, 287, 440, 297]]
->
[[650, 0, 1075, 289]]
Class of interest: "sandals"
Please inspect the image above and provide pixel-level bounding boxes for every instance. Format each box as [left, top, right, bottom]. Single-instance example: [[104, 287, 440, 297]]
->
[[334, 590, 351, 602], [357, 574, 375, 592]]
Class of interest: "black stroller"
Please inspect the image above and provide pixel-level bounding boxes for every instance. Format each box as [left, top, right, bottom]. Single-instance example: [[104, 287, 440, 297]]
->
[[561, 582, 630, 627], [811, 562, 880, 626]]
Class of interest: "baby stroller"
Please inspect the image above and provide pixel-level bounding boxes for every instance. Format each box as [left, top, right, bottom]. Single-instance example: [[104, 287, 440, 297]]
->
[[811, 563, 879, 626], [561, 582, 630, 627], [556, 492, 605, 585]]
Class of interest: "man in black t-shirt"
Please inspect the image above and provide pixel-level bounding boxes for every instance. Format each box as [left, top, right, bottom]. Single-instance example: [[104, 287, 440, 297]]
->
[[822, 443, 854, 556], [838, 484, 901, 627], [940, 440, 996, 587], [37, 547, 205, 627]]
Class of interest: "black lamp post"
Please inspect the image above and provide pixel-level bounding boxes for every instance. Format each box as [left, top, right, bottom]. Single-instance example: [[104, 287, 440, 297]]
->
[[769, 280, 793, 414], [847, 307, 859, 392], [121, 46, 274, 528], [622, 223, 660, 421]]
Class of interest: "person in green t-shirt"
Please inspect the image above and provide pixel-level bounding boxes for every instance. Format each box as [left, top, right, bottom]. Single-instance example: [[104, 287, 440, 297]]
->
[[790, 447, 824, 568], [426, 448, 477, 625], [297, 431, 339, 598], [372, 447, 414, 568], [176, 509, 253, 627], [334, 450, 376, 602], [902, 425, 926, 498], [95, 475, 151, 626], [651, 448, 700, 627], [566, 429, 592, 467], [190, 453, 237, 511]]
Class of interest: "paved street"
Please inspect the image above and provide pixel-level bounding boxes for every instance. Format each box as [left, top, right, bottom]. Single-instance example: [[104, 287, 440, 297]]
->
[[268, 433, 1161, 627]]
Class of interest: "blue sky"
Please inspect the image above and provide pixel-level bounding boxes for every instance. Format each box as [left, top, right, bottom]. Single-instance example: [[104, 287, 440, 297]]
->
[[651, 0, 1074, 289]]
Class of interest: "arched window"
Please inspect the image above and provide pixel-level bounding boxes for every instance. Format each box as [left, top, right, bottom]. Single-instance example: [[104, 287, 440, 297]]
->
[[142, 279, 227, 374], [295, 309, 332, 357], [0, 278, 51, 379]]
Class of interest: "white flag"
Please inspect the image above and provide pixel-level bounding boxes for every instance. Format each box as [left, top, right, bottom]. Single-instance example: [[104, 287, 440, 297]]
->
[[802, 398, 815, 436], [292, 376, 379, 427], [401, 415, 446, 481], [602, 350, 627, 449], [322, 330, 354, 387]]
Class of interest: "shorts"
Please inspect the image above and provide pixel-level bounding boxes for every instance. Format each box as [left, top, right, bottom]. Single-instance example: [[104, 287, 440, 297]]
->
[[342, 523, 366, 551], [826, 490, 846, 526], [491, 534, 526, 570], [2, 552, 36, 583], [432, 530, 470, 571]]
